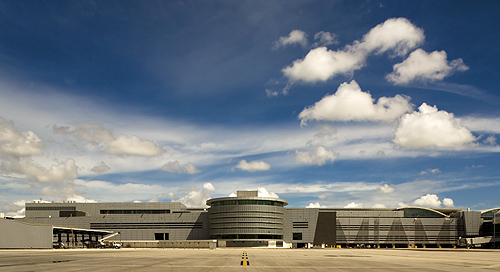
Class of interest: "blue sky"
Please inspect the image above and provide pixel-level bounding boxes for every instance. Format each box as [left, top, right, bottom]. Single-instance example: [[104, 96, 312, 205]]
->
[[1, 0, 500, 216]]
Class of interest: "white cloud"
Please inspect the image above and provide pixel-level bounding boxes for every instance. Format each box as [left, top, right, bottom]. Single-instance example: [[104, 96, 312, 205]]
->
[[378, 184, 395, 193], [90, 161, 111, 174], [62, 194, 97, 203], [393, 103, 476, 150], [420, 168, 441, 175], [184, 162, 201, 174], [1, 158, 78, 184], [360, 17, 424, 56], [0, 117, 45, 157], [387, 49, 469, 85], [53, 123, 164, 157], [412, 194, 442, 208], [411, 194, 456, 209], [283, 46, 365, 83], [0, 118, 78, 185], [283, 17, 424, 83], [273, 30, 308, 49], [371, 203, 387, 208], [107, 135, 165, 157], [1, 200, 26, 217], [344, 202, 363, 208], [265, 89, 279, 97], [462, 117, 500, 134], [176, 182, 215, 208], [442, 198, 454, 207], [306, 202, 326, 208], [226, 187, 279, 198], [148, 194, 164, 203], [40, 186, 79, 196], [257, 187, 279, 198], [162, 161, 200, 174], [235, 160, 271, 172], [318, 194, 327, 199], [312, 31, 338, 47], [299, 80, 412, 125], [162, 161, 181, 173], [295, 145, 338, 166], [484, 135, 496, 145]]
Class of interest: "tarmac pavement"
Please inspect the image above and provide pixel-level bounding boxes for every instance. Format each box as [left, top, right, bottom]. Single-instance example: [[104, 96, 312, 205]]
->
[[0, 248, 498, 272]]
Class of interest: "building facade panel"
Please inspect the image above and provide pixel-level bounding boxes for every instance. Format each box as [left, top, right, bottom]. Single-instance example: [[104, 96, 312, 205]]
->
[[15, 191, 497, 248]]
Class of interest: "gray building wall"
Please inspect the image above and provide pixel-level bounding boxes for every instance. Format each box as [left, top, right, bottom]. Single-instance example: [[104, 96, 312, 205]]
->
[[19, 199, 494, 248], [23, 202, 209, 241], [0, 219, 52, 249], [285, 208, 319, 246]]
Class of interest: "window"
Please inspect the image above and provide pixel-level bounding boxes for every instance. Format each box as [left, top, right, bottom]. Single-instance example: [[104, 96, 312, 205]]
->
[[100, 209, 170, 215], [293, 232, 302, 240], [164, 233, 169, 240], [155, 233, 164, 240]]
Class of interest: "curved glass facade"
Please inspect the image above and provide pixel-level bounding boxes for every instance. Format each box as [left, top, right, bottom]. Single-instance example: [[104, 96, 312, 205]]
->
[[207, 195, 288, 240]]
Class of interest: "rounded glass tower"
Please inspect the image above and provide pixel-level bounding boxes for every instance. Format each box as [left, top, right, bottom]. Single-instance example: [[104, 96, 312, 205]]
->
[[206, 191, 288, 245]]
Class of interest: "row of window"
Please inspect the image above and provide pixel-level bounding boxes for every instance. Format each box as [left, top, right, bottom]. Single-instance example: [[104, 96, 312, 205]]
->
[[100, 209, 171, 214], [210, 234, 283, 239], [210, 200, 284, 207], [26, 206, 76, 211], [90, 222, 202, 229]]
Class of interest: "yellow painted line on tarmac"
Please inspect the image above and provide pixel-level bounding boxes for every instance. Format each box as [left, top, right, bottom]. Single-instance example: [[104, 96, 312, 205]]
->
[[241, 251, 249, 265]]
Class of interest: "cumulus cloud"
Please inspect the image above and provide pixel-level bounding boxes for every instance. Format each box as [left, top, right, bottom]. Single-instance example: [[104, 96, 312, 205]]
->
[[283, 18, 424, 83], [360, 17, 424, 56], [283, 46, 364, 83], [409, 194, 454, 208], [235, 160, 271, 172], [386, 49, 469, 85], [306, 202, 326, 208], [176, 182, 215, 207], [299, 80, 412, 125], [295, 145, 338, 166], [1, 200, 26, 217], [378, 184, 395, 193], [412, 194, 442, 208], [312, 31, 338, 47], [53, 123, 164, 157], [61, 194, 97, 203], [257, 187, 279, 198], [371, 203, 387, 208], [344, 202, 363, 208], [442, 198, 454, 207], [0, 117, 79, 186], [227, 187, 279, 198], [90, 161, 111, 174], [0, 117, 45, 157], [106, 135, 165, 156], [273, 30, 308, 49], [393, 103, 476, 150], [161, 161, 200, 174], [1, 158, 78, 184]]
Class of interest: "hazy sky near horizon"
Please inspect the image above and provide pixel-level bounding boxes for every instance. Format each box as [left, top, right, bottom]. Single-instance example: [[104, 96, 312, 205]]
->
[[1, 0, 500, 216]]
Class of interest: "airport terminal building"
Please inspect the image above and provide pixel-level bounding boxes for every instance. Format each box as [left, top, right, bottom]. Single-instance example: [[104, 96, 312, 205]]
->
[[6, 190, 500, 249]]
